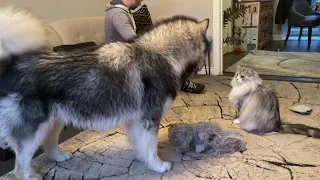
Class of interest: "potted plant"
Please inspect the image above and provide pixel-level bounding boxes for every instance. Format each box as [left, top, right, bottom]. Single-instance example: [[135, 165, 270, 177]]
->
[[223, 3, 250, 48]]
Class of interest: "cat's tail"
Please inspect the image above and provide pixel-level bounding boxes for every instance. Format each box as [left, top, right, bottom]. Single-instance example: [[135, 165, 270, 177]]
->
[[277, 123, 320, 138]]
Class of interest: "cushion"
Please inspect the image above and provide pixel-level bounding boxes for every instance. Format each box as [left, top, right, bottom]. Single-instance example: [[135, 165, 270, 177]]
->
[[132, 4, 153, 34], [53, 41, 97, 52]]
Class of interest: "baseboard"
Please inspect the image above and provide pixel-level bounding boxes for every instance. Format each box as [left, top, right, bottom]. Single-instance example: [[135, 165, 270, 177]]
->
[[198, 67, 214, 75]]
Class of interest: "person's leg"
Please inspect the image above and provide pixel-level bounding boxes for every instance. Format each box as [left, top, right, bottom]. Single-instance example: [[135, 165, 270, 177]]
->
[[181, 80, 205, 94]]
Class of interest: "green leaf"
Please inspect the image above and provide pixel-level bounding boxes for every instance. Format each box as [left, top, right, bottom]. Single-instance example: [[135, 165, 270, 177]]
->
[[223, 4, 250, 27], [223, 3, 250, 45], [223, 36, 244, 45]]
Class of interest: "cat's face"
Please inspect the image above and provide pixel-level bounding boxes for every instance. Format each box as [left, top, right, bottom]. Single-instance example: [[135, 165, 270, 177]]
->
[[231, 65, 261, 86]]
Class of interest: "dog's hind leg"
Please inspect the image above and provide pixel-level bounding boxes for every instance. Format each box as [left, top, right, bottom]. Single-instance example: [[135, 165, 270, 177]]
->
[[125, 121, 172, 173], [43, 119, 72, 162], [10, 121, 53, 180]]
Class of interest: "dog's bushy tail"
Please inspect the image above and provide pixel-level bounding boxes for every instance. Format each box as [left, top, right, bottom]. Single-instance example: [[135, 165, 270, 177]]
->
[[0, 5, 47, 59], [278, 123, 320, 138]]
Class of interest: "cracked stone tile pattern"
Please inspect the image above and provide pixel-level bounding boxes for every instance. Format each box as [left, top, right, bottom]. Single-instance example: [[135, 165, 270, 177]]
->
[[224, 50, 320, 78], [1, 76, 320, 180]]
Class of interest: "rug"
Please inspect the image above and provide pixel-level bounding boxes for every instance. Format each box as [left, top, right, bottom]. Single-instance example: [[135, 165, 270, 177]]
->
[[224, 50, 320, 78]]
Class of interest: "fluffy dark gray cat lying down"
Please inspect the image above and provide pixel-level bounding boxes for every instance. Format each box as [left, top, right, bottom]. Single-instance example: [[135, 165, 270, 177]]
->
[[228, 65, 320, 138], [168, 122, 246, 155]]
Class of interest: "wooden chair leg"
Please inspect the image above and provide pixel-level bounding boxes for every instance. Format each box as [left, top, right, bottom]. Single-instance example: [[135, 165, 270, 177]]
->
[[298, 27, 303, 40], [308, 26, 312, 46], [285, 26, 291, 44]]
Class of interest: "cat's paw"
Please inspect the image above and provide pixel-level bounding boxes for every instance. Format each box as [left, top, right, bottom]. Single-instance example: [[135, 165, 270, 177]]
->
[[233, 119, 240, 124]]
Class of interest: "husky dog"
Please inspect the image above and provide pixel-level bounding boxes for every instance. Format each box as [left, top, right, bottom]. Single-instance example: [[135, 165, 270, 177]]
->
[[228, 65, 320, 137], [0, 5, 210, 180]]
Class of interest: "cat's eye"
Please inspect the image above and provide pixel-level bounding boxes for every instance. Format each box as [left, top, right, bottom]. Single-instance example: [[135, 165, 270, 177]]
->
[[240, 75, 245, 78]]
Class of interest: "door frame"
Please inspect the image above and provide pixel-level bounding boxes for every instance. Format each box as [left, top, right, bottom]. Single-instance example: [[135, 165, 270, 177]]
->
[[212, 0, 223, 75]]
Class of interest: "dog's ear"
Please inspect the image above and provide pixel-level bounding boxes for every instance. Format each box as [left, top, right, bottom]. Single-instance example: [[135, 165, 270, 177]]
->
[[198, 18, 210, 31]]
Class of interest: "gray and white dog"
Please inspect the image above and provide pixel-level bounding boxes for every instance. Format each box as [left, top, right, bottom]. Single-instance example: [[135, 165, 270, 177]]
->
[[228, 65, 320, 137], [0, 6, 210, 180]]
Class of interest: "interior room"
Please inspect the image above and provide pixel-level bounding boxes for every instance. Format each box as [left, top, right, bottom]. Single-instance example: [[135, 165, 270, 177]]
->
[[0, 0, 320, 180], [223, 0, 320, 81]]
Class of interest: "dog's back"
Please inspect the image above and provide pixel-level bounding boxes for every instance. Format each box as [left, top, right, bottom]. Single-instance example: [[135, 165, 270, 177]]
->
[[0, 5, 210, 179]]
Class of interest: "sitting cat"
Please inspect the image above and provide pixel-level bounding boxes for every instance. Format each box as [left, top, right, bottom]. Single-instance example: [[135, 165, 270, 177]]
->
[[228, 65, 320, 138]]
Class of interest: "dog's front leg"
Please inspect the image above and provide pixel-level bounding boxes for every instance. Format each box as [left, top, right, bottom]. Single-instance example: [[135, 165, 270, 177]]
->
[[125, 121, 172, 173]]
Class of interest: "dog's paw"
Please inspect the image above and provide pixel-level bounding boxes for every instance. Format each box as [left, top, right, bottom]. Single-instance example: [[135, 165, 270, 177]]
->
[[149, 161, 172, 173], [135, 155, 145, 162], [233, 119, 240, 124], [28, 173, 43, 180], [16, 172, 43, 180], [50, 152, 72, 162]]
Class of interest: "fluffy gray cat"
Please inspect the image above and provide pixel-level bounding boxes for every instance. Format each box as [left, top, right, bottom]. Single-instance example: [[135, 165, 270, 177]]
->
[[228, 65, 320, 137]]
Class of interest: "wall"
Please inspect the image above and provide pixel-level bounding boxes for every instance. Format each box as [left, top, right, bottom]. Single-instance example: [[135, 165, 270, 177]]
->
[[222, 0, 233, 55], [0, 0, 108, 24], [1, 0, 213, 31]]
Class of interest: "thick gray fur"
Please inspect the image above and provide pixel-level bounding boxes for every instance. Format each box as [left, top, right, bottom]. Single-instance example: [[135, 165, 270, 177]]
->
[[168, 122, 246, 155], [228, 65, 320, 138], [228, 65, 282, 134], [0, 6, 210, 180]]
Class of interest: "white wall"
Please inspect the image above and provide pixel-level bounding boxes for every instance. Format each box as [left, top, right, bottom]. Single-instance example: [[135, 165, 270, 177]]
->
[[0, 0, 108, 24]]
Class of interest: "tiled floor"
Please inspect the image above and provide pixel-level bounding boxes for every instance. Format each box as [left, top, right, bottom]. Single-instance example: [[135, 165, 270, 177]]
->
[[1, 75, 320, 180]]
